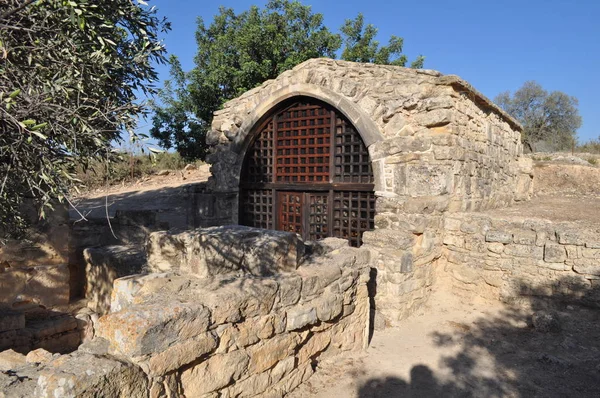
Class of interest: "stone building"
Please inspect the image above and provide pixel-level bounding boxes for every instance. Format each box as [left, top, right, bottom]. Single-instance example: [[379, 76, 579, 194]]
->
[[205, 58, 533, 325], [11, 59, 600, 398]]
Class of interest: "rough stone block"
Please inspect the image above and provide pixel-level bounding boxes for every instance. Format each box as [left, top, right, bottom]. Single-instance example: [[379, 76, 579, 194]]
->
[[368, 136, 432, 160], [0, 349, 26, 372], [487, 242, 504, 254], [556, 228, 584, 245], [513, 231, 537, 245], [573, 259, 600, 276], [248, 333, 299, 374], [485, 231, 512, 244], [503, 244, 543, 259], [97, 302, 211, 356], [405, 165, 452, 196], [315, 290, 344, 322], [180, 351, 249, 396], [297, 332, 331, 364], [148, 226, 303, 277], [35, 352, 148, 398], [544, 242, 567, 263], [84, 245, 146, 315], [414, 109, 453, 127], [25, 348, 53, 364], [362, 229, 414, 249], [286, 306, 317, 331], [147, 332, 218, 377], [582, 248, 600, 259]]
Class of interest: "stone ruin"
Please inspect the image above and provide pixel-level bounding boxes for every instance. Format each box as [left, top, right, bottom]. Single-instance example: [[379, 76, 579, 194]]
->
[[1, 58, 599, 397]]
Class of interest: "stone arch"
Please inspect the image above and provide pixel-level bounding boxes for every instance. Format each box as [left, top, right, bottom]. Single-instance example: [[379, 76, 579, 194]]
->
[[237, 94, 380, 246], [231, 83, 386, 193]]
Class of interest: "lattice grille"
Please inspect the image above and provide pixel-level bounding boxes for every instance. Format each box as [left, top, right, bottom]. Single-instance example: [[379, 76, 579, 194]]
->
[[275, 103, 331, 183], [239, 189, 273, 229], [332, 191, 376, 247], [278, 192, 303, 235], [239, 97, 376, 247], [307, 193, 329, 241], [334, 116, 373, 183], [242, 122, 274, 183]]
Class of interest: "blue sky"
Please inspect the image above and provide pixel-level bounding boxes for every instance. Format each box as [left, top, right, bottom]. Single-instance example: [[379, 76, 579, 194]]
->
[[146, 0, 600, 142]]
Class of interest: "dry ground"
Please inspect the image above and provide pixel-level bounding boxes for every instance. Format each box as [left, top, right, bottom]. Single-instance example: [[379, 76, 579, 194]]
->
[[290, 288, 600, 398]]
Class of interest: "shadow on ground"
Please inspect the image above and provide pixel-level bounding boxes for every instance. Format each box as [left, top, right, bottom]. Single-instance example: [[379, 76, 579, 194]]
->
[[358, 276, 600, 398]]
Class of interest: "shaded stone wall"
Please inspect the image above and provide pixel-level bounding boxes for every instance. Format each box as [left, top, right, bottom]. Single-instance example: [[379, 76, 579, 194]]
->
[[0, 204, 70, 309], [1, 228, 371, 398], [441, 213, 600, 306]]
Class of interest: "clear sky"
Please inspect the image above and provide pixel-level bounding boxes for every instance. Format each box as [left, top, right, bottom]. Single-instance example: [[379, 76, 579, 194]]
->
[[148, 0, 600, 142]]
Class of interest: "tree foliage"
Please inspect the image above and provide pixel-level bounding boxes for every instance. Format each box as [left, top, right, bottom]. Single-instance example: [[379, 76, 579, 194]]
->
[[0, 0, 169, 236], [151, 1, 424, 160], [495, 81, 582, 151], [340, 13, 424, 68]]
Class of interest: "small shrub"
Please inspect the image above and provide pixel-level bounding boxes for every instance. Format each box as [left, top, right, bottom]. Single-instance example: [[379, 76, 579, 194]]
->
[[588, 158, 598, 166]]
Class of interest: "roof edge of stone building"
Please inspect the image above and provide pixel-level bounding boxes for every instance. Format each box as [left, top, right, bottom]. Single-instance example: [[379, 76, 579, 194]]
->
[[217, 57, 523, 132], [435, 75, 523, 132]]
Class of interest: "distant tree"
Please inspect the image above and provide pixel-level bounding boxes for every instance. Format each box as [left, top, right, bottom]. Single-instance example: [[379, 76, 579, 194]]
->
[[150, 56, 209, 160], [0, 0, 168, 237], [495, 81, 582, 152], [340, 13, 424, 68], [151, 1, 424, 160]]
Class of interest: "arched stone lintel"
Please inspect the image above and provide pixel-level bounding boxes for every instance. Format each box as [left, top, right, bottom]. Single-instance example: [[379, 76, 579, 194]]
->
[[231, 83, 387, 193], [233, 83, 384, 150]]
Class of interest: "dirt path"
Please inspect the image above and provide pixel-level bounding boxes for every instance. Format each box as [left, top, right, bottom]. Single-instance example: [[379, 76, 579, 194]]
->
[[290, 288, 600, 397]]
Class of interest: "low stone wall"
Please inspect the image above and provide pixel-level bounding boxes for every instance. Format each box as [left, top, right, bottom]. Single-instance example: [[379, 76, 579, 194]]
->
[[0, 308, 81, 355], [1, 227, 370, 397], [442, 213, 600, 306], [0, 204, 70, 309]]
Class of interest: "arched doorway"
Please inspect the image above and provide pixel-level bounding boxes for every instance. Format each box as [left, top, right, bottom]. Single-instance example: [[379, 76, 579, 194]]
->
[[239, 96, 375, 246]]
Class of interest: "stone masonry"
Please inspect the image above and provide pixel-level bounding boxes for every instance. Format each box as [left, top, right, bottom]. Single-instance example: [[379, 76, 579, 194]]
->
[[1, 228, 371, 397], [442, 213, 600, 306], [205, 58, 533, 326]]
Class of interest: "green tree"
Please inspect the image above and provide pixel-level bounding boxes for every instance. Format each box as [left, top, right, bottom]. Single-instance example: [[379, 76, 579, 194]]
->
[[150, 56, 209, 160], [0, 0, 169, 236], [495, 81, 582, 152], [340, 13, 424, 67], [151, 1, 423, 160]]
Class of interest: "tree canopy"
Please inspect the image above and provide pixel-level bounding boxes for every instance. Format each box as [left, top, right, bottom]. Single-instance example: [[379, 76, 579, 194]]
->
[[341, 13, 424, 68], [151, 1, 424, 160], [0, 0, 168, 236], [495, 81, 582, 152]]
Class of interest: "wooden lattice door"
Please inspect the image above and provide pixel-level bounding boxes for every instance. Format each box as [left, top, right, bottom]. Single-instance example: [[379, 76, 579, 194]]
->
[[240, 97, 375, 246]]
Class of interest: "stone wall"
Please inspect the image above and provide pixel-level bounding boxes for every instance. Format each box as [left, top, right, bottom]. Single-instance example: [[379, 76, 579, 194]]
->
[[441, 213, 600, 306], [1, 227, 371, 397], [71, 183, 235, 298], [0, 204, 70, 309], [206, 58, 532, 215], [204, 58, 534, 325]]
